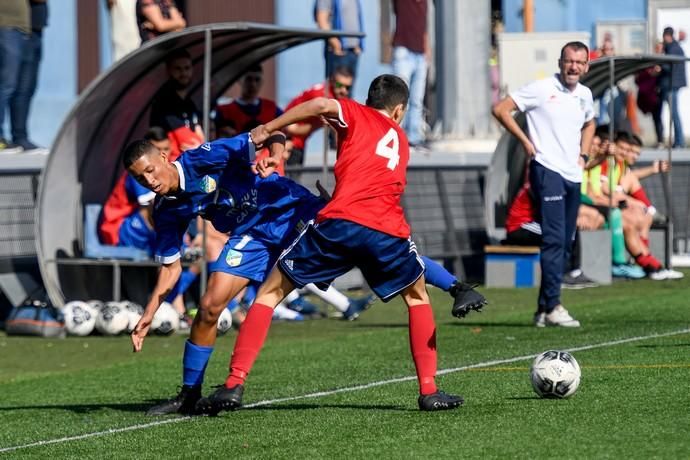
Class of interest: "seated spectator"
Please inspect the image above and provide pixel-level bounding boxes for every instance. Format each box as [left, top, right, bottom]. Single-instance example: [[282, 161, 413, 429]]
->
[[504, 181, 599, 289], [283, 66, 354, 165], [136, 0, 186, 44], [215, 64, 287, 174], [582, 129, 682, 280], [149, 48, 204, 148]]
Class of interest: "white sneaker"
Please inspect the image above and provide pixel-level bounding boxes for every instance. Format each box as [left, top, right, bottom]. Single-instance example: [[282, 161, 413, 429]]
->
[[534, 312, 546, 328], [545, 305, 580, 327], [649, 268, 685, 280]]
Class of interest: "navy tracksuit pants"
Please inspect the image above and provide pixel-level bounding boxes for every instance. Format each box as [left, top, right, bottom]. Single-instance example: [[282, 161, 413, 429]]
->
[[529, 161, 580, 313]]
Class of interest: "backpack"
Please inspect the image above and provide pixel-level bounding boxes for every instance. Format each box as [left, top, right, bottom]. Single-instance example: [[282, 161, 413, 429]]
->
[[5, 299, 66, 338]]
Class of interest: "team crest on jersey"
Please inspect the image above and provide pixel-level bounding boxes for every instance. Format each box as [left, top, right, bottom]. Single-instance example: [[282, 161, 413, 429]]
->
[[579, 97, 586, 111], [200, 175, 217, 193], [226, 249, 243, 267], [201, 143, 211, 151]]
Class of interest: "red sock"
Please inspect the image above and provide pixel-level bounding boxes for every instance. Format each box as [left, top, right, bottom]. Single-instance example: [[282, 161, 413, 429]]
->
[[635, 253, 662, 271], [408, 304, 437, 395], [225, 303, 274, 388], [631, 188, 652, 207]]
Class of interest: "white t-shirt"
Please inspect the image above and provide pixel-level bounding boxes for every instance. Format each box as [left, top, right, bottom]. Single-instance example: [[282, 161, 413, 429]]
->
[[510, 74, 594, 183]]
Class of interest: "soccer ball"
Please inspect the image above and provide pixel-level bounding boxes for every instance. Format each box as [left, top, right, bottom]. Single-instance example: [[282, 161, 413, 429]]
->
[[121, 301, 144, 333], [530, 350, 581, 398], [62, 300, 97, 336], [152, 301, 180, 335], [87, 299, 105, 313], [95, 301, 130, 336], [217, 308, 233, 335]]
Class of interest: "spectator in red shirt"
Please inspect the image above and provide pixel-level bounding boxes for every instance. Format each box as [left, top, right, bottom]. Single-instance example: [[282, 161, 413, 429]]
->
[[284, 66, 353, 165]]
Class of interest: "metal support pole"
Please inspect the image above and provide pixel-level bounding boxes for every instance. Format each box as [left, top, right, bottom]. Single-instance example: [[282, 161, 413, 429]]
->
[[663, 67, 675, 267], [200, 29, 212, 296], [607, 59, 615, 235], [323, 39, 330, 187]]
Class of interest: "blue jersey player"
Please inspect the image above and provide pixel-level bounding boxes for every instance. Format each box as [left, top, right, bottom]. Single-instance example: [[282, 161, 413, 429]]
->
[[125, 130, 484, 416]]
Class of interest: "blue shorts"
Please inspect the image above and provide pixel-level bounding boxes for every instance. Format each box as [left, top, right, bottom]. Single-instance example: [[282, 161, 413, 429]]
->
[[278, 219, 425, 302], [210, 235, 280, 283]]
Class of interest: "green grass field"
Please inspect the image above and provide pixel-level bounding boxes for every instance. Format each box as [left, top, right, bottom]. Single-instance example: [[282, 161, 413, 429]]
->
[[1, 275, 690, 459]]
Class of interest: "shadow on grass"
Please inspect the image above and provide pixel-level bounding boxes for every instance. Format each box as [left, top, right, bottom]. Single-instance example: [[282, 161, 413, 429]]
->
[[244, 402, 412, 412], [448, 322, 533, 328], [0, 402, 155, 414], [0, 401, 413, 414], [505, 396, 541, 400]]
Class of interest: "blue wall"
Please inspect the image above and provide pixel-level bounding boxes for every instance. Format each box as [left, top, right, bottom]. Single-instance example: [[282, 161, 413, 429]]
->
[[503, 0, 647, 47], [27, 0, 78, 148]]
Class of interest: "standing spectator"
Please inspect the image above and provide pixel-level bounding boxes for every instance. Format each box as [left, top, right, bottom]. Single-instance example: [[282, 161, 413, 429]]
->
[[314, 0, 363, 83], [9, 0, 48, 153], [136, 0, 186, 44], [284, 66, 353, 165], [660, 27, 686, 148], [635, 42, 664, 147], [492, 41, 595, 327], [391, 0, 429, 149], [0, 0, 30, 154], [149, 48, 204, 149], [107, 0, 141, 61]]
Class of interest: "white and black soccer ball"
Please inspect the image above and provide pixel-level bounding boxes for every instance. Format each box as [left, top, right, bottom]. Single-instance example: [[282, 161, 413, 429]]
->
[[87, 299, 105, 313], [121, 301, 144, 333], [217, 308, 233, 335], [151, 301, 180, 335], [62, 300, 97, 336], [530, 350, 581, 398], [95, 301, 130, 336]]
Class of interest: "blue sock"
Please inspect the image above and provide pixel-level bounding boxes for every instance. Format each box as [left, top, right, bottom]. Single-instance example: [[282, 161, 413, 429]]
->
[[242, 284, 257, 305], [182, 340, 214, 387], [165, 270, 198, 303], [421, 256, 456, 291], [226, 298, 239, 313]]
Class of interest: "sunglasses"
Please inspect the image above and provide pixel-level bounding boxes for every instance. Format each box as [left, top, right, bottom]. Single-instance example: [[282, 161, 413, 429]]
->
[[333, 81, 352, 90]]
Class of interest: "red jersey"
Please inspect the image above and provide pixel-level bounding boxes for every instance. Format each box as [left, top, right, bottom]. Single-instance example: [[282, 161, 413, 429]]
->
[[285, 83, 328, 151], [317, 99, 411, 238], [505, 183, 536, 233]]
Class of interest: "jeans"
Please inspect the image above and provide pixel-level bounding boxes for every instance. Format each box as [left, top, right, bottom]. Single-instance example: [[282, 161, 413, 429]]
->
[[0, 27, 28, 140], [529, 161, 580, 313], [10, 30, 42, 144], [391, 46, 427, 145], [661, 87, 685, 148]]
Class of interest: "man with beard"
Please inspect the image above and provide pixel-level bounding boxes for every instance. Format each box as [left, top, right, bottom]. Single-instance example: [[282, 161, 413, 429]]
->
[[492, 41, 595, 328], [150, 48, 204, 150]]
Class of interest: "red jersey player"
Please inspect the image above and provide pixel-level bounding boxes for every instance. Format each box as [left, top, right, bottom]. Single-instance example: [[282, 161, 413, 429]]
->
[[195, 75, 464, 415]]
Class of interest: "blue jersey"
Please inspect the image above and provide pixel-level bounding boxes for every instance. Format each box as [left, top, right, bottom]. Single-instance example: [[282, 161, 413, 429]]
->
[[125, 174, 155, 206], [152, 133, 323, 264]]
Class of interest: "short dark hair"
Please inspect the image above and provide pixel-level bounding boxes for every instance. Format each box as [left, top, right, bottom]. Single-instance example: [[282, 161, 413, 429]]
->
[[365, 74, 409, 111], [595, 124, 612, 140], [331, 65, 354, 79], [166, 48, 191, 66], [615, 130, 635, 144], [560, 41, 589, 60], [631, 134, 643, 147], [122, 140, 156, 169], [664, 27, 674, 37], [245, 63, 263, 74], [144, 126, 168, 142]]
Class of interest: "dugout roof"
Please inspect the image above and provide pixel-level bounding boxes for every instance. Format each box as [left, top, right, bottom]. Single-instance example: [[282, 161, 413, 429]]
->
[[36, 23, 363, 305], [484, 55, 690, 242]]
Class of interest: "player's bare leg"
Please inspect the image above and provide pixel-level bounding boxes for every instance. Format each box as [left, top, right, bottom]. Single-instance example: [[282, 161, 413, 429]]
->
[[146, 272, 249, 416], [196, 266, 295, 415], [401, 276, 464, 411]]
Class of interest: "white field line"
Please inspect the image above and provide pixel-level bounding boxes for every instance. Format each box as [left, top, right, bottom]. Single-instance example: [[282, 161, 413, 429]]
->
[[1, 327, 688, 454]]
